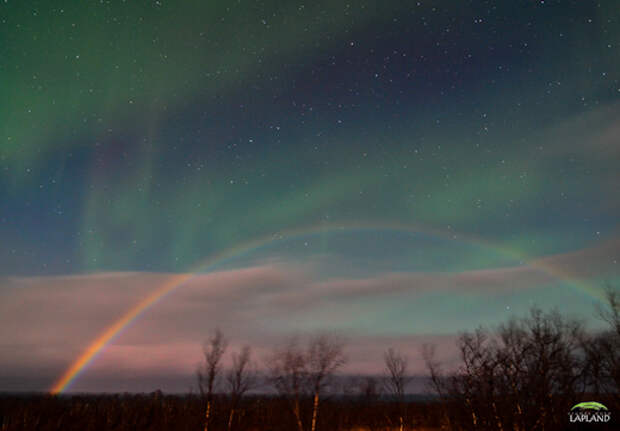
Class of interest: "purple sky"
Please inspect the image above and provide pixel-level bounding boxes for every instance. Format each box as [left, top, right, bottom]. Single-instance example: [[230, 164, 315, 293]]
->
[[1, 238, 618, 393]]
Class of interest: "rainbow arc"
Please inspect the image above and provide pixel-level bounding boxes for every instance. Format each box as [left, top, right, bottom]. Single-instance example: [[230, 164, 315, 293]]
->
[[50, 221, 603, 394]]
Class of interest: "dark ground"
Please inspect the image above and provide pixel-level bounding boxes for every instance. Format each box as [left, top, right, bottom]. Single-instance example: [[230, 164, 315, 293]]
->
[[1, 392, 617, 431], [0, 392, 444, 431]]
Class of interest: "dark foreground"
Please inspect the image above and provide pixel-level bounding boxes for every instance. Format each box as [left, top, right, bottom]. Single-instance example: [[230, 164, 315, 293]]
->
[[1, 392, 443, 431], [1, 392, 617, 431]]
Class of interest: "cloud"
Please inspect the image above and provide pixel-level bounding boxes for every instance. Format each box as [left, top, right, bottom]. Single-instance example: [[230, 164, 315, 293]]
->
[[0, 239, 618, 392], [532, 101, 620, 159]]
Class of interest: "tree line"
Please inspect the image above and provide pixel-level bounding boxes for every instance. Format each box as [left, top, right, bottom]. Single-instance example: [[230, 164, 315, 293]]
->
[[422, 285, 620, 430], [195, 285, 619, 431], [0, 286, 618, 430]]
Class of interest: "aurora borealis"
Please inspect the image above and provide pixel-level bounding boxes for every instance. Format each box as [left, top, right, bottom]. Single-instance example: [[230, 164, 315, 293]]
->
[[1, 1, 619, 392]]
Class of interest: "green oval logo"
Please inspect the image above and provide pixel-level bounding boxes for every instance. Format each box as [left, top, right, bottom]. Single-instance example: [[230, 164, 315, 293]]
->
[[570, 402, 608, 411]]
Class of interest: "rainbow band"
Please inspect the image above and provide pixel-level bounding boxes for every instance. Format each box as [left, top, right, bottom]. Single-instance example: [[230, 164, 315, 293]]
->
[[49, 221, 602, 394]]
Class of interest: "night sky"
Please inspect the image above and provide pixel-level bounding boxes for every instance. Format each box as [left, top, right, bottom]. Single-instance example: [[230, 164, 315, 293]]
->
[[1, 1, 619, 393]]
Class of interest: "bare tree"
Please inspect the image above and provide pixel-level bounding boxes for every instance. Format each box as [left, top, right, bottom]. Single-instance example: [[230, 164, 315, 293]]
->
[[197, 329, 227, 431], [421, 344, 442, 396], [421, 343, 451, 429], [596, 283, 620, 336], [423, 308, 587, 431], [357, 375, 381, 401], [383, 348, 410, 431], [225, 345, 257, 431], [267, 334, 346, 431], [306, 334, 347, 431], [355, 376, 384, 431], [267, 336, 307, 431], [586, 284, 620, 411]]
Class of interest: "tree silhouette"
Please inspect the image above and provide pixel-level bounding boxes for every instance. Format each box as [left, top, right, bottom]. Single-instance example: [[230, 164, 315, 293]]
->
[[383, 347, 410, 431], [266, 333, 346, 431], [423, 308, 587, 430], [197, 329, 227, 431], [225, 345, 257, 431]]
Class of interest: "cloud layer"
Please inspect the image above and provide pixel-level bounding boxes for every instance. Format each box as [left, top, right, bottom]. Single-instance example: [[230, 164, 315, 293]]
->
[[1, 238, 618, 392]]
